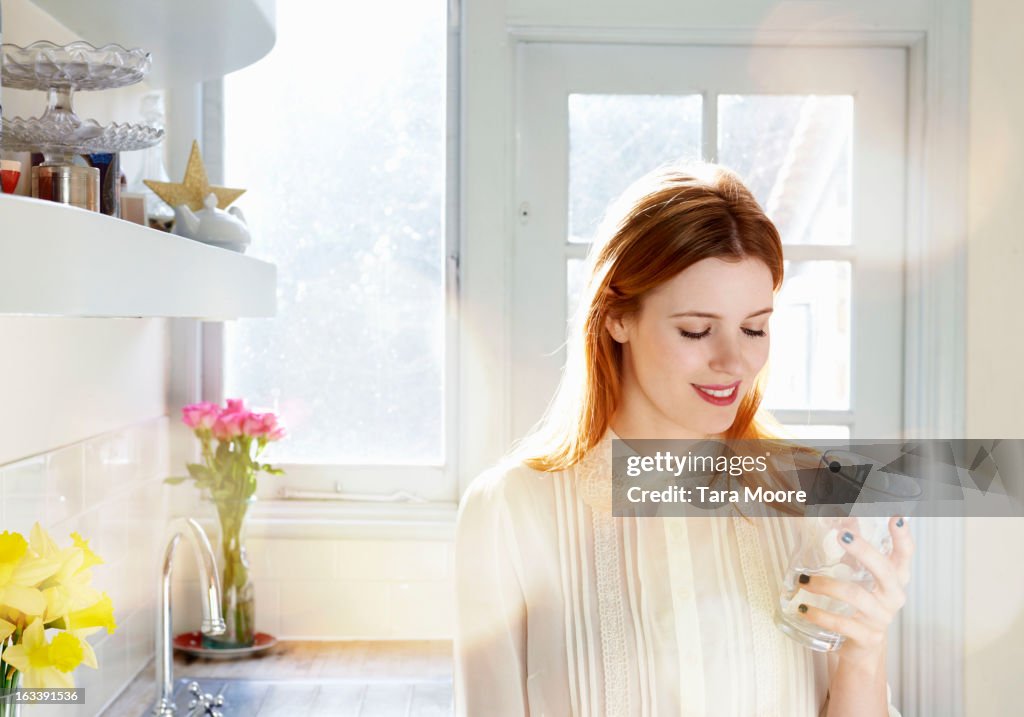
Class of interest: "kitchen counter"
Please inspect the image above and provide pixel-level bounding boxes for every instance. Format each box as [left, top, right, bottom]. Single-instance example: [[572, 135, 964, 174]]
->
[[103, 640, 453, 715]]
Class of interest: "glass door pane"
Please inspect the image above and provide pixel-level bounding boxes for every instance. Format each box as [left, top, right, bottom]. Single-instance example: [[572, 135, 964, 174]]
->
[[761, 260, 852, 410], [718, 95, 853, 245], [568, 94, 702, 243]]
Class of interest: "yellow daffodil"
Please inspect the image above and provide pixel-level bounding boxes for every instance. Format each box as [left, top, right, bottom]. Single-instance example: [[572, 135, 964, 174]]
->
[[70, 533, 103, 570], [0, 530, 59, 623], [50, 593, 117, 635], [62, 627, 100, 669], [28, 524, 104, 624], [0, 618, 84, 688], [1, 526, 111, 691], [40, 565, 102, 625]]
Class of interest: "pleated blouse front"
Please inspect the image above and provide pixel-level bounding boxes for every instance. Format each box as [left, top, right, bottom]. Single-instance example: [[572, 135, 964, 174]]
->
[[454, 431, 900, 717]]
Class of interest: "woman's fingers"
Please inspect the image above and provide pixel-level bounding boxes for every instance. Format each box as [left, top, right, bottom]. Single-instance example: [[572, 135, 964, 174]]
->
[[835, 527, 905, 611], [888, 516, 915, 587], [797, 574, 888, 631], [797, 518, 917, 663], [796, 602, 885, 650]]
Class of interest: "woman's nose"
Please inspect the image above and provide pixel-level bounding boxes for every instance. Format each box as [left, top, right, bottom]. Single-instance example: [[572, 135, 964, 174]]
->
[[707, 337, 744, 376]]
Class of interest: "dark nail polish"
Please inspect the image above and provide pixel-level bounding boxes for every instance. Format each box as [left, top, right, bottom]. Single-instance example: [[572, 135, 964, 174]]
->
[[798, 604, 808, 613], [896, 517, 904, 528], [841, 531, 854, 544], [798, 574, 810, 584]]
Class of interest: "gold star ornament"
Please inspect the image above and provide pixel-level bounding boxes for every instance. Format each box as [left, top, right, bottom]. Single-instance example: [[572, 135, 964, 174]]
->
[[144, 140, 246, 211]]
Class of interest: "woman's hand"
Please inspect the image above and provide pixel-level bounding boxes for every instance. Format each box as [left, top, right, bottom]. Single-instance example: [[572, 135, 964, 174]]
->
[[796, 516, 915, 668]]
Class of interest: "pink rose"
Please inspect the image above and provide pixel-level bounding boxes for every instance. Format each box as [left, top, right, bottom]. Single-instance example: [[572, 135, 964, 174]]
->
[[212, 410, 246, 441], [225, 398, 246, 413], [242, 411, 267, 437], [182, 402, 220, 430], [259, 412, 279, 433], [245, 412, 285, 440]]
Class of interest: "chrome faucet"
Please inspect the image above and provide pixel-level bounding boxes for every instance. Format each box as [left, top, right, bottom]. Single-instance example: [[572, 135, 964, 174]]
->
[[153, 518, 226, 716]]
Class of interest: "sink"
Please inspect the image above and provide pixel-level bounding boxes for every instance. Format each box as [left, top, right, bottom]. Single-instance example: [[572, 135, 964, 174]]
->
[[142, 677, 453, 716]]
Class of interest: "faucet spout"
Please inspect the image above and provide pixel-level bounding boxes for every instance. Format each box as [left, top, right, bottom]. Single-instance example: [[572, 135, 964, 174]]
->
[[153, 518, 225, 716]]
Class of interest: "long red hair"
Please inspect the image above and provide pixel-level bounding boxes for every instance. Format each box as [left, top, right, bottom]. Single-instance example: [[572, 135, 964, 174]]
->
[[512, 163, 786, 472]]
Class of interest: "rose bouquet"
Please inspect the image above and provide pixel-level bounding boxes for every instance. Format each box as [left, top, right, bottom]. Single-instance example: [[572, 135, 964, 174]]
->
[[0, 525, 116, 716], [167, 399, 285, 648]]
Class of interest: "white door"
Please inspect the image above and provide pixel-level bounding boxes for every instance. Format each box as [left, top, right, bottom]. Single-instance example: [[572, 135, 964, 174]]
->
[[513, 43, 907, 441]]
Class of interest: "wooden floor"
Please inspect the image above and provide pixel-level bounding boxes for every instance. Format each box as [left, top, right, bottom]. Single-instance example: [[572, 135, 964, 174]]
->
[[103, 641, 453, 716]]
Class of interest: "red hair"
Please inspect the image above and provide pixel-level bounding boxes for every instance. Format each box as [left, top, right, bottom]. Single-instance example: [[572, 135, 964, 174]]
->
[[512, 163, 786, 472]]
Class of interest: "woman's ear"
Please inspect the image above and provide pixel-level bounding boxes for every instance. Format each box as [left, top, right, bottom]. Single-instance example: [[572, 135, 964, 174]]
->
[[605, 313, 629, 344]]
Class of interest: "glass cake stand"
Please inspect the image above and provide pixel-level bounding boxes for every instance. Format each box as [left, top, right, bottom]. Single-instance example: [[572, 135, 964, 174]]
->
[[0, 41, 163, 209]]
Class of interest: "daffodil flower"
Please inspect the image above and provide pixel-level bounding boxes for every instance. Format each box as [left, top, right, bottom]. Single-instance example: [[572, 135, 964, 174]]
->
[[0, 530, 59, 623], [50, 593, 117, 635], [29, 524, 104, 624], [70, 533, 103, 570], [0, 618, 85, 688]]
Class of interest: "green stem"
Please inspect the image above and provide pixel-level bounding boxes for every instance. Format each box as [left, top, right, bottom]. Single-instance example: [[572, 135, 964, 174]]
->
[[0, 647, 14, 717]]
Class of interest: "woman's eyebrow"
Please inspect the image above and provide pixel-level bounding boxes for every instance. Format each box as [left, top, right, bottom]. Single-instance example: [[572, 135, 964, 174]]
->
[[670, 308, 774, 319]]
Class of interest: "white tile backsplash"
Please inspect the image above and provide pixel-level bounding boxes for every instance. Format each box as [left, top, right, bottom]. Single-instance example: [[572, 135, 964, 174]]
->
[[389, 579, 456, 639], [280, 579, 394, 638], [335, 539, 450, 582], [1, 416, 169, 717], [171, 538, 455, 641]]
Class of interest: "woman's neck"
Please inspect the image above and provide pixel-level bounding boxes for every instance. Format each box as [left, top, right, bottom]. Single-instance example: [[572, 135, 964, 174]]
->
[[608, 411, 712, 442]]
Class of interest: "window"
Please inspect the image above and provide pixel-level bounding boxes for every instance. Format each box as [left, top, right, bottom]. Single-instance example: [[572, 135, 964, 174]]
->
[[212, 0, 456, 499], [514, 44, 907, 440]]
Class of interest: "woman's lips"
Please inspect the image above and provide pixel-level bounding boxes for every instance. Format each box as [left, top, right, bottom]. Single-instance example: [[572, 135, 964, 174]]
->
[[692, 380, 740, 406]]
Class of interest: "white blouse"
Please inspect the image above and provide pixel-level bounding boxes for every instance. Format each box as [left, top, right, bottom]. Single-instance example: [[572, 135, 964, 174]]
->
[[454, 430, 901, 716]]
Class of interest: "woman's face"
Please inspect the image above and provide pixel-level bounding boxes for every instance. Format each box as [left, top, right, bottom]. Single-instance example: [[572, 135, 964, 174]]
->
[[606, 256, 774, 439]]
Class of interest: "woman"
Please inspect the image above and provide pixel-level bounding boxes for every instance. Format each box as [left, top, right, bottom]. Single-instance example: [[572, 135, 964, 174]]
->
[[455, 163, 914, 716]]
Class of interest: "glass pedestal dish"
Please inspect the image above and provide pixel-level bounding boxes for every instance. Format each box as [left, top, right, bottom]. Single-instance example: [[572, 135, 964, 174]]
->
[[0, 42, 163, 211]]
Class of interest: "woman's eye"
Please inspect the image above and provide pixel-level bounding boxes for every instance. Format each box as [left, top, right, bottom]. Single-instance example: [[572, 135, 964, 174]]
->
[[678, 327, 768, 340], [679, 328, 711, 340]]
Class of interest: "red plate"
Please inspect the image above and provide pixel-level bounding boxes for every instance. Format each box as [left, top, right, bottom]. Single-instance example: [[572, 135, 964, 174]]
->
[[173, 631, 278, 660]]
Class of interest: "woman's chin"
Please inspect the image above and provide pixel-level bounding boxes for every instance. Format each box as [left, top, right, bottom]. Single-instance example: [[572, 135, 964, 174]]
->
[[691, 410, 739, 436]]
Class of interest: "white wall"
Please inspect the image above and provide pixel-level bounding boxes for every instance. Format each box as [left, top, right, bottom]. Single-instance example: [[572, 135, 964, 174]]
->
[[964, 0, 1024, 714], [0, 319, 167, 465], [0, 1, 171, 714]]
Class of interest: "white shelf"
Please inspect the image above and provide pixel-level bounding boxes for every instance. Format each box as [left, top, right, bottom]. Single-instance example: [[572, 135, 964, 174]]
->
[[29, 0, 276, 87], [0, 194, 276, 319]]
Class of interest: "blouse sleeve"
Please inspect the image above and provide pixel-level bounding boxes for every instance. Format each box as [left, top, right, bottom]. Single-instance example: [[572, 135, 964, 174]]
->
[[454, 469, 529, 716]]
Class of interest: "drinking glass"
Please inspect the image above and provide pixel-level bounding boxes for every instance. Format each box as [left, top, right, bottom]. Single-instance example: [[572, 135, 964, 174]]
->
[[774, 448, 920, 651]]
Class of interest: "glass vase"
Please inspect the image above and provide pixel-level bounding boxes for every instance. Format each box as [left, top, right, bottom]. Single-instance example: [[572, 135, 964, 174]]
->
[[202, 496, 257, 649]]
